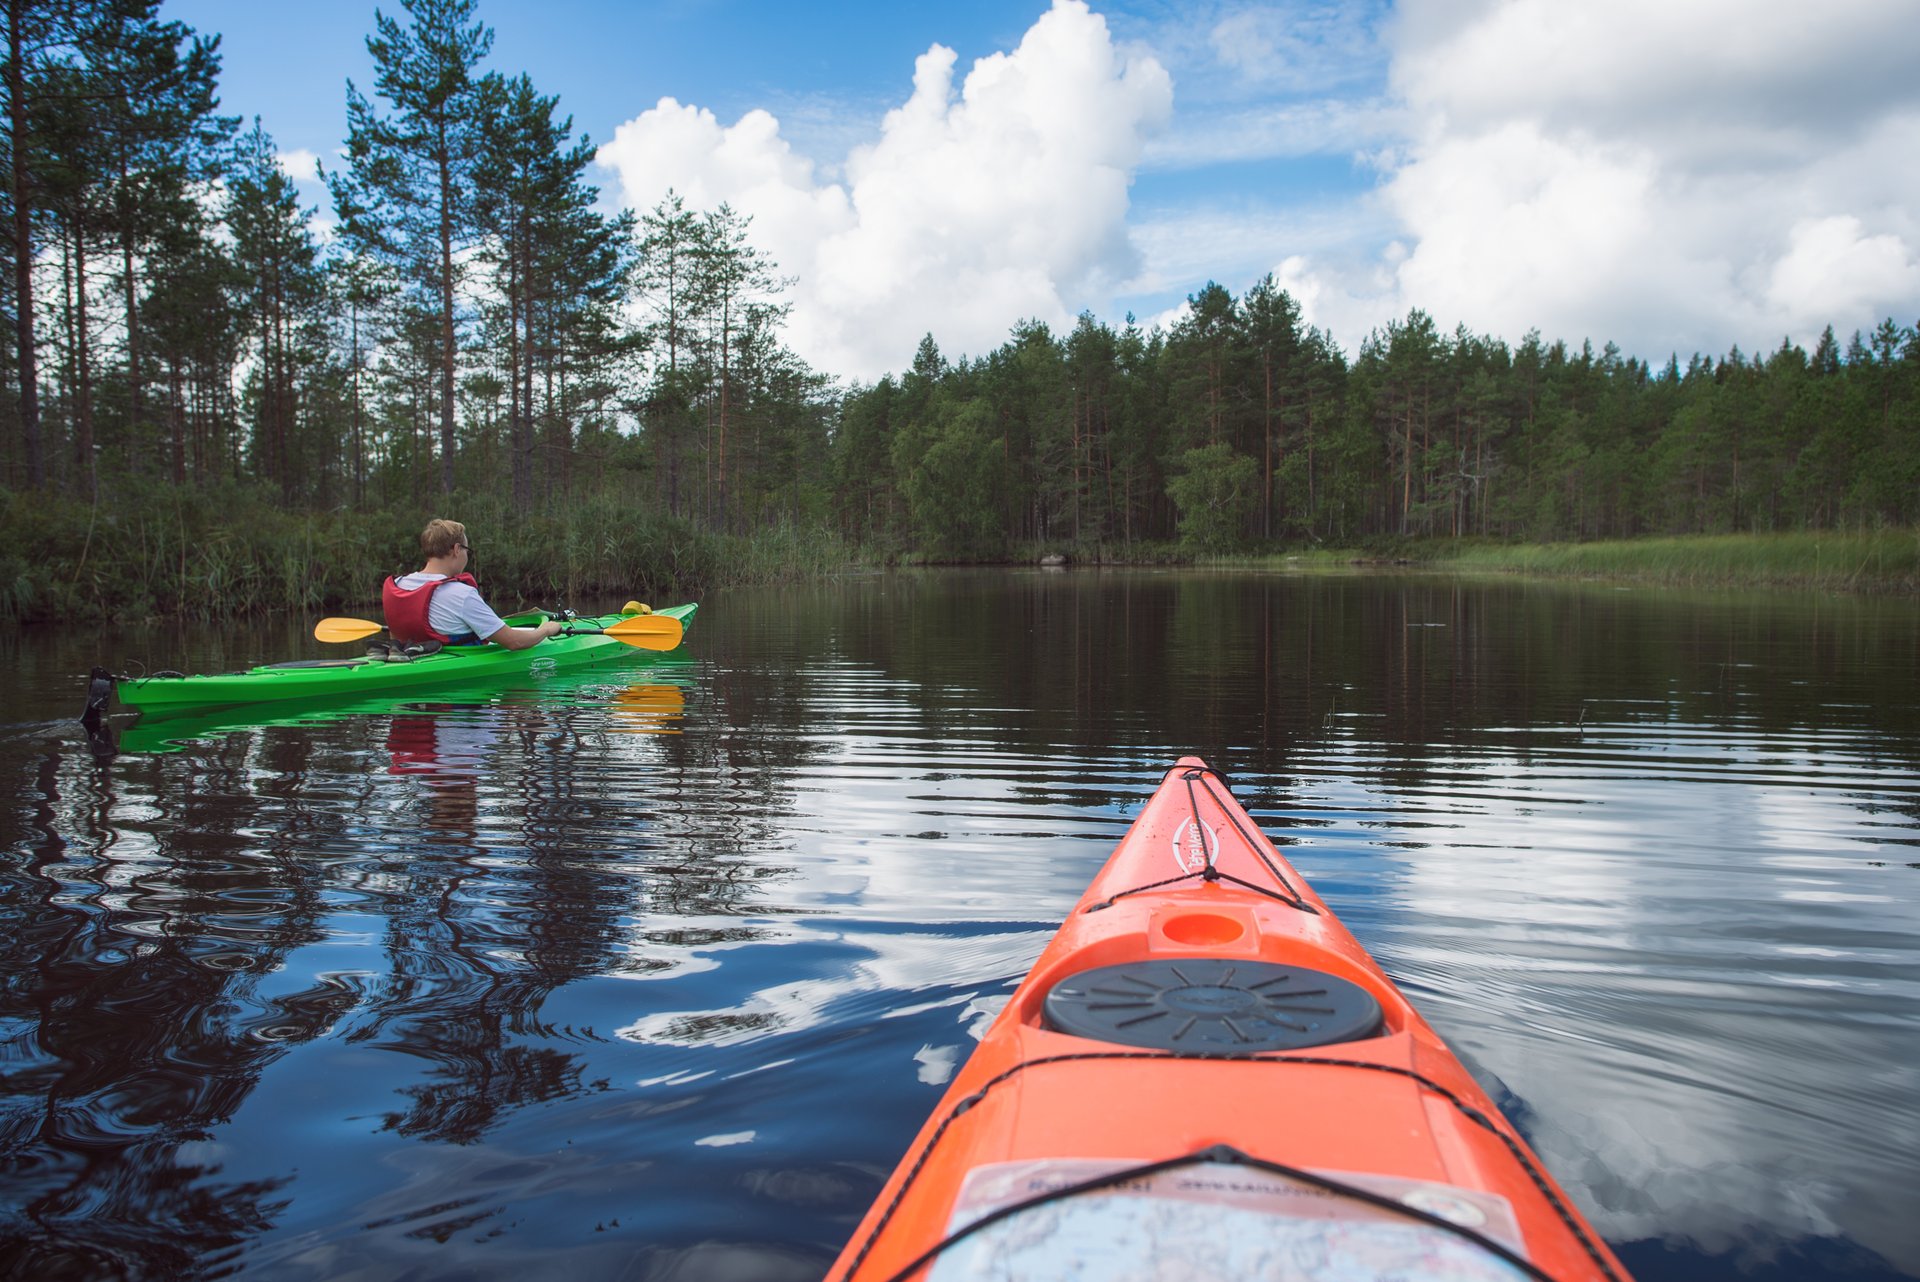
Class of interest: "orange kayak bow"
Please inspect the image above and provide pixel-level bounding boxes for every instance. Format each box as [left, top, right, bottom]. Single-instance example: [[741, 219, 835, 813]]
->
[[830, 757, 1630, 1282]]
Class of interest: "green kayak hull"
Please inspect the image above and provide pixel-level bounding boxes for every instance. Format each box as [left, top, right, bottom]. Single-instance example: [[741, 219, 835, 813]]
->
[[113, 654, 695, 754], [116, 603, 697, 721]]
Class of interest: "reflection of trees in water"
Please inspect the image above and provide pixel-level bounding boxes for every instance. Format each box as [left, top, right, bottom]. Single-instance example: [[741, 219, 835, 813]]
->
[[0, 664, 822, 1266], [630, 660, 834, 920], [362, 705, 616, 1145], [380, 1042, 605, 1144], [362, 685, 816, 1141], [825, 572, 1920, 788], [0, 737, 356, 1275], [653, 1008, 784, 1045]]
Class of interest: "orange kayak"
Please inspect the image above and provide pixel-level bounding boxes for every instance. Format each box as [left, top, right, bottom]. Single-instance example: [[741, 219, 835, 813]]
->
[[830, 757, 1630, 1282]]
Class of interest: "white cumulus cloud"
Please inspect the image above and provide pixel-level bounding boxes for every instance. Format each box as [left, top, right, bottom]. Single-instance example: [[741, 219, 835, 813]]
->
[[596, 0, 1171, 381], [275, 148, 320, 183], [1280, 0, 1920, 358], [1767, 215, 1920, 330]]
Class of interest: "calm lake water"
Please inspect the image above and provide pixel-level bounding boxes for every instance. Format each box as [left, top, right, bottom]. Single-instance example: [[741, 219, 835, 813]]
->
[[2, 569, 1917, 1281]]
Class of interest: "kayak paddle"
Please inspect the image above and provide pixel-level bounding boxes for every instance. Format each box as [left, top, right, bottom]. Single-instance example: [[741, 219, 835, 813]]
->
[[598, 614, 684, 649], [312, 613, 684, 651], [315, 617, 385, 643]]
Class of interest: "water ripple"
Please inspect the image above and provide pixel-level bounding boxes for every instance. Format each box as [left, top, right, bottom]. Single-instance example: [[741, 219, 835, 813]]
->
[[1, 576, 1916, 1281]]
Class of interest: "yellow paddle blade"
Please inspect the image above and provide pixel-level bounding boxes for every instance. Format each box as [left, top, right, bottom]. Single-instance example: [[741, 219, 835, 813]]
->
[[602, 613, 684, 650], [315, 616, 385, 643]]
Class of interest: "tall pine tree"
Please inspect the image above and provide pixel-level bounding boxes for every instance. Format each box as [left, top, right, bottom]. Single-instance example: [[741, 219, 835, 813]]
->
[[336, 0, 491, 496]]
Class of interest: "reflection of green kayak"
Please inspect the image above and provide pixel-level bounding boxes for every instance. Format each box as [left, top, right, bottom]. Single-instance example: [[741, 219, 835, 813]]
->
[[114, 603, 697, 722], [114, 656, 695, 754]]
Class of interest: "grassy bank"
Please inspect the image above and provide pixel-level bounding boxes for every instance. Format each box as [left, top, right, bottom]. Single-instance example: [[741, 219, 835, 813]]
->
[[0, 485, 868, 624], [1421, 530, 1920, 592], [1234, 530, 1920, 592]]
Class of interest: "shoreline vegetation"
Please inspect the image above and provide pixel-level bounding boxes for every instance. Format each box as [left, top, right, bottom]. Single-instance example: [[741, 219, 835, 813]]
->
[[1228, 529, 1920, 594], [3, 487, 1913, 626]]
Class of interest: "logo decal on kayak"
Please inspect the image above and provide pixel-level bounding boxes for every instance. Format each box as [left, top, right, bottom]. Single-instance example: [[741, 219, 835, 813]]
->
[[1171, 818, 1219, 873], [529, 657, 558, 677]]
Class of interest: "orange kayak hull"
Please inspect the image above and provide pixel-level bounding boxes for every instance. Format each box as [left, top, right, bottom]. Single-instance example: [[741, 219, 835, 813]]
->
[[830, 757, 1629, 1282]]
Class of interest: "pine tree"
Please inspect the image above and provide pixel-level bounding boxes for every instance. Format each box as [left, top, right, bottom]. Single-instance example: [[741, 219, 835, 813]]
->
[[142, 210, 236, 486], [2, 0, 221, 492], [693, 203, 787, 529], [635, 191, 705, 516], [227, 118, 321, 501], [92, 6, 226, 478], [1240, 275, 1304, 537], [337, 0, 492, 496], [1165, 282, 1239, 451], [1, 0, 89, 488]]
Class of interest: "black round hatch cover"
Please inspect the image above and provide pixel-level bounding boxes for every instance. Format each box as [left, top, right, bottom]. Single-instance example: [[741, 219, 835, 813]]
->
[[1044, 958, 1384, 1052]]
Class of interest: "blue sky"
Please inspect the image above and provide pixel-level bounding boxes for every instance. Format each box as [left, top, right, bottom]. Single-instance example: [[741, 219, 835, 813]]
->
[[171, 0, 1919, 382], [178, 2, 1087, 155]]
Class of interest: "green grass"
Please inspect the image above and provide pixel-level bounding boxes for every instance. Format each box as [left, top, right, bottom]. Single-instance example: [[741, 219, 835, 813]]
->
[[1232, 531, 1920, 591], [1419, 530, 1920, 591]]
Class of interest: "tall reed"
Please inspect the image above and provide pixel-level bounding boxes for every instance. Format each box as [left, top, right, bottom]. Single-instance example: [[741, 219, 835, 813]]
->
[[0, 485, 870, 623]]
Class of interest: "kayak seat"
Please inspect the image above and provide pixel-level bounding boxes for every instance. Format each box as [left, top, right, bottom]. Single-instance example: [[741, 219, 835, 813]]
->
[[366, 640, 443, 662], [1044, 957, 1383, 1053]]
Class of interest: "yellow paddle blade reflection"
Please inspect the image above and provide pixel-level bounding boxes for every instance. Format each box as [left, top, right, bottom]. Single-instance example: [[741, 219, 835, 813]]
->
[[608, 684, 686, 735]]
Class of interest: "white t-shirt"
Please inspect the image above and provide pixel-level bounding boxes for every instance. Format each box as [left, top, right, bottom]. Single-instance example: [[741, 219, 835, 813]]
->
[[395, 573, 507, 643]]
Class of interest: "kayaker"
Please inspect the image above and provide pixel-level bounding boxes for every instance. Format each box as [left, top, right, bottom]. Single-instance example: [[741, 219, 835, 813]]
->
[[383, 519, 562, 649]]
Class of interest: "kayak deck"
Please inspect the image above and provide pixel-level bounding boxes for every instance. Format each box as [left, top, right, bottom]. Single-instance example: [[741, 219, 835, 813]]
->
[[116, 603, 696, 721], [830, 757, 1629, 1282]]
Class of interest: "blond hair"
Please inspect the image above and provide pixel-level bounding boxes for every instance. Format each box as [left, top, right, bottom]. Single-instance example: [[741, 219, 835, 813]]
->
[[420, 518, 467, 559]]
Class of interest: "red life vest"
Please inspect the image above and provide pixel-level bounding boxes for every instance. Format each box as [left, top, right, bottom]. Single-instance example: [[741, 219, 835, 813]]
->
[[382, 572, 480, 643], [386, 714, 440, 774]]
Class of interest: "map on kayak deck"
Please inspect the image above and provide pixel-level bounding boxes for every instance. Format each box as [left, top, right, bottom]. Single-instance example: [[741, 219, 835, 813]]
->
[[930, 1158, 1532, 1282]]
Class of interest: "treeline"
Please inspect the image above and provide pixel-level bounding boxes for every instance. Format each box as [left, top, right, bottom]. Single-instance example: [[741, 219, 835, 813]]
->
[[1, 0, 836, 531], [838, 285, 1920, 555], [3, 0, 1915, 581]]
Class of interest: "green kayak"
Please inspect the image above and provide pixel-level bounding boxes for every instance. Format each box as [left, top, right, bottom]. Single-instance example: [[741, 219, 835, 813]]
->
[[112, 603, 697, 722], [113, 655, 695, 754]]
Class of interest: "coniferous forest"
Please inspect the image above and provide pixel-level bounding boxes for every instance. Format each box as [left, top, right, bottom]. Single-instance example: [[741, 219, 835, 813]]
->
[[1, 0, 1916, 620]]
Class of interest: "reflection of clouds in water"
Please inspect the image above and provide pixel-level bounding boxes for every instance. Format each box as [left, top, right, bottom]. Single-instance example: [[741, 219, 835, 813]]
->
[[766, 726, 1139, 921], [595, 668, 1915, 1270], [1753, 786, 1897, 859], [607, 722, 1135, 1060], [913, 1044, 958, 1085], [693, 1130, 755, 1147], [615, 923, 1043, 1051], [1310, 726, 1920, 1271]]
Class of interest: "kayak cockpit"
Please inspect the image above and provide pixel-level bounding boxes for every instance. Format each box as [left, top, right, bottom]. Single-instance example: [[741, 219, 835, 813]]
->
[[259, 658, 374, 669]]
